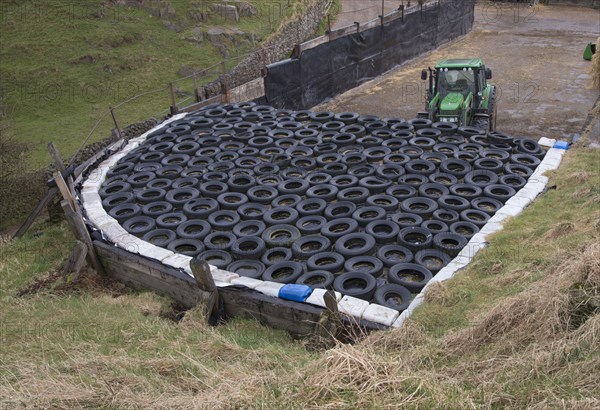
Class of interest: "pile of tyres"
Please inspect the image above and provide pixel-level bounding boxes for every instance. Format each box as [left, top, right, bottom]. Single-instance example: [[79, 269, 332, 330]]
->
[[98, 102, 546, 312]]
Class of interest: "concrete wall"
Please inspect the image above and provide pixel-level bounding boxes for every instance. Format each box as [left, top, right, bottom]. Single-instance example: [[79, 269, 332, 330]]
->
[[229, 77, 265, 102]]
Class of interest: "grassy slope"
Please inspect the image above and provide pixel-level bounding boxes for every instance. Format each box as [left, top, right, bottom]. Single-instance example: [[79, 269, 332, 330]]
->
[[314, 0, 340, 36], [1, 144, 598, 408], [0, 0, 292, 168]]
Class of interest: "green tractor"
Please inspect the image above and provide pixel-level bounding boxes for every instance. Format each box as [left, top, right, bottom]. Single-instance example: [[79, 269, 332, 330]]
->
[[418, 58, 497, 132]]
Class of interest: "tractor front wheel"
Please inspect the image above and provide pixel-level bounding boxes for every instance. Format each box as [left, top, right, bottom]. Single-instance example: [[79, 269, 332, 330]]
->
[[472, 115, 489, 132]]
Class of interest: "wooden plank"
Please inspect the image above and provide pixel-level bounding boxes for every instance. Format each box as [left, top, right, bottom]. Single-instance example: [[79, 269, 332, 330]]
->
[[182, 95, 225, 113], [48, 142, 66, 172], [329, 24, 358, 41], [13, 187, 59, 239], [48, 142, 80, 208], [324, 289, 338, 314], [220, 286, 324, 336], [190, 258, 220, 324], [93, 240, 386, 335], [61, 200, 105, 275], [360, 18, 380, 32], [320, 288, 342, 338], [191, 259, 216, 292], [94, 240, 322, 336], [298, 35, 330, 53], [95, 239, 206, 307], [297, 3, 426, 54], [55, 172, 75, 212], [382, 9, 402, 24]]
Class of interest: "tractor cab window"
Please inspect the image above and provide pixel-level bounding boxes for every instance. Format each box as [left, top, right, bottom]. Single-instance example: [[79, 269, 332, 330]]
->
[[436, 68, 476, 98], [477, 69, 486, 95]]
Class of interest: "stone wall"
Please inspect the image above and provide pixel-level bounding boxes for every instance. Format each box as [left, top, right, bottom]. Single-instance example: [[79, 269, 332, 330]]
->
[[201, 0, 332, 99]]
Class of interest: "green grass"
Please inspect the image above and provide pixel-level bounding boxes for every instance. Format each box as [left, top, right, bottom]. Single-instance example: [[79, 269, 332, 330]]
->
[[0, 0, 294, 168]]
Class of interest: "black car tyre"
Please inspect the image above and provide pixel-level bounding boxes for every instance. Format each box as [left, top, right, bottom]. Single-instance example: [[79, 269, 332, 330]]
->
[[333, 272, 377, 301], [388, 263, 433, 292]]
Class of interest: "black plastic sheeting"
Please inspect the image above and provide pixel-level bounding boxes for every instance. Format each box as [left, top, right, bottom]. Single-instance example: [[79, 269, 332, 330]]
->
[[265, 0, 475, 110]]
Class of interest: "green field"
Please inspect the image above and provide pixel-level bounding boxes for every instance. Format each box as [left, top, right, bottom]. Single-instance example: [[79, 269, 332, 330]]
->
[[0, 0, 295, 168]]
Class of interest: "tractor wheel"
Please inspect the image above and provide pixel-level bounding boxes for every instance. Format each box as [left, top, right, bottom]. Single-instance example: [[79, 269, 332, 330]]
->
[[472, 115, 489, 132], [491, 99, 497, 131]]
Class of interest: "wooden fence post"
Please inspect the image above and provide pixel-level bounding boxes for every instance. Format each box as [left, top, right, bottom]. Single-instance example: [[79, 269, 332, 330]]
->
[[48, 142, 65, 173], [169, 82, 178, 115], [220, 61, 230, 104], [319, 286, 342, 339], [14, 139, 125, 240], [54, 171, 76, 212], [193, 75, 201, 103], [190, 258, 221, 325], [62, 240, 88, 281], [109, 106, 123, 139]]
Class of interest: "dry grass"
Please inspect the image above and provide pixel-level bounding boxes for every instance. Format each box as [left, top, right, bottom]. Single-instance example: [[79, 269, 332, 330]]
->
[[423, 281, 452, 305], [0, 303, 309, 409], [300, 320, 437, 409], [290, 243, 600, 409], [446, 242, 599, 352], [568, 171, 594, 184]]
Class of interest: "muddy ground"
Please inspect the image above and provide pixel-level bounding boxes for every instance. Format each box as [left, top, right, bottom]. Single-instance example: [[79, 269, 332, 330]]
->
[[318, 2, 599, 140]]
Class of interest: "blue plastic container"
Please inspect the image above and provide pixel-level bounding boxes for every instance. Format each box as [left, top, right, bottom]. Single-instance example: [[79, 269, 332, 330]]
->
[[278, 284, 313, 302], [554, 140, 569, 150]]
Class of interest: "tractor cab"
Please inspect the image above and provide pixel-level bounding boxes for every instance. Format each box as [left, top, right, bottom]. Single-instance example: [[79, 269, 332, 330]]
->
[[418, 58, 496, 131]]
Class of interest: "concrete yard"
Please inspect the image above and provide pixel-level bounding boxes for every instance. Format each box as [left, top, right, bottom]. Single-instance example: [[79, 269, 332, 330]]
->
[[317, 2, 600, 140]]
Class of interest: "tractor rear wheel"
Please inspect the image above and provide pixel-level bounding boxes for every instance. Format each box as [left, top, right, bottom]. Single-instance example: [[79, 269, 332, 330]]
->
[[472, 87, 497, 132], [488, 87, 497, 132]]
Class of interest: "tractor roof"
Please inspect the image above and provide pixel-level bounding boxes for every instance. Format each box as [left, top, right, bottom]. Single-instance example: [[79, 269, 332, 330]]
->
[[435, 58, 484, 69]]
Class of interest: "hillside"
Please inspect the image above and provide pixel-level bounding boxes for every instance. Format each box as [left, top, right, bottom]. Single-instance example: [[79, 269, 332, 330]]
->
[[0, 0, 295, 167]]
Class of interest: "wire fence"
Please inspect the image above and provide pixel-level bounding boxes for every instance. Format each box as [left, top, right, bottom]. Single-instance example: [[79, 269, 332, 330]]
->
[[68, 0, 436, 167], [327, 0, 439, 31], [66, 36, 283, 166]]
